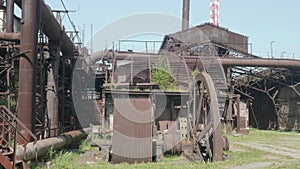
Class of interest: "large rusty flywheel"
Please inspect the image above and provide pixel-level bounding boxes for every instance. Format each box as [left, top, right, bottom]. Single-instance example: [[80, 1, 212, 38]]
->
[[189, 72, 223, 161]]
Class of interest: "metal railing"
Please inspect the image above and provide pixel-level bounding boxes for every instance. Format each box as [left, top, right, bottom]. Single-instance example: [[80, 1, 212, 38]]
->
[[0, 105, 37, 163]]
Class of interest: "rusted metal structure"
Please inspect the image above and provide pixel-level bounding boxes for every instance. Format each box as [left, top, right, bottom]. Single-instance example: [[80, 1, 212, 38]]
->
[[0, 0, 299, 167], [91, 23, 300, 165], [0, 0, 85, 167], [87, 50, 227, 163], [0, 105, 37, 169], [111, 92, 153, 164], [160, 22, 300, 131]]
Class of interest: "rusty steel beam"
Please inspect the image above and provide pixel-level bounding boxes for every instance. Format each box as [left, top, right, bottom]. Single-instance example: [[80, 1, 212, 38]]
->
[[220, 58, 300, 69], [0, 32, 20, 41], [14, 0, 74, 56], [6, 0, 14, 32], [17, 0, 40, 140], [182, 0, 190, 31]]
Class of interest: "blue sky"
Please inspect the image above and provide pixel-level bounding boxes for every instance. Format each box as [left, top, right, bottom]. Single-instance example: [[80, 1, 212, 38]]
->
[[45, 0, 300, 58]]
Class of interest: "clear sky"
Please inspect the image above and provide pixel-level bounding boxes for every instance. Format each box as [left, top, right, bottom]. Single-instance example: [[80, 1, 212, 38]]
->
[[45, 0, 300, 59]]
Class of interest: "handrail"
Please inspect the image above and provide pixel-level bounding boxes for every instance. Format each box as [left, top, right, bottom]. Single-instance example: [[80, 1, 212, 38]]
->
[[0, 113, 31, 144], [0, 105, 37, 142], [0, 105, 37, 161]]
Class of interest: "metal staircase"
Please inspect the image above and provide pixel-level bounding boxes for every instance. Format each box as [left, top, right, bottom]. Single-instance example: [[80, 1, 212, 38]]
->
[[0, 106, 37, 169]]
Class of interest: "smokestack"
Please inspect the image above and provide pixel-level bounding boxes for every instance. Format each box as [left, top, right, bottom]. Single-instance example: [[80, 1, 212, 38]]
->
[[182, 0, 190, 31], [210, 0, 220, 26]]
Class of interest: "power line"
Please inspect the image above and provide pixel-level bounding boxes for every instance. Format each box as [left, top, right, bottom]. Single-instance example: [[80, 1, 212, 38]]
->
[[60, 0, 81, 43]]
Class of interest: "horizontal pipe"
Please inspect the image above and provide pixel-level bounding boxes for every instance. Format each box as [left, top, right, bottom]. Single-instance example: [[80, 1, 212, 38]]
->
[[40, 4, 74, 55], [16, 128, 90, 161], [14, 0, 74, 56], [220, 58, 300, 68], [0, 32, 20, 41], [90, 51, 300, 69]]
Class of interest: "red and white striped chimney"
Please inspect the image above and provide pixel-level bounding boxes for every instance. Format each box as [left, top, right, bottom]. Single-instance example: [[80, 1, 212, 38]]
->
[[210, 0, 220, 26]]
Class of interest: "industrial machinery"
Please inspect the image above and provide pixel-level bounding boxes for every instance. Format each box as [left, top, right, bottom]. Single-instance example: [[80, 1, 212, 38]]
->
[[87, 50, 228, 163]]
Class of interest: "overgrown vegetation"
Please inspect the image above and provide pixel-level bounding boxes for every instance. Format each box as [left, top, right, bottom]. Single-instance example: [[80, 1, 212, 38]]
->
[[151, 56, 177, 91], [192, 68, 200, 80], [0, 96, 16, 107], [0, 96, 6, 105], [31, 139, 97, 169], [78, 139, 97, 153]]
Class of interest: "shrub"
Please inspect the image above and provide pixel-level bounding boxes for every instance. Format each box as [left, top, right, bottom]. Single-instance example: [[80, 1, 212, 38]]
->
[[151, 56, 176, 91]]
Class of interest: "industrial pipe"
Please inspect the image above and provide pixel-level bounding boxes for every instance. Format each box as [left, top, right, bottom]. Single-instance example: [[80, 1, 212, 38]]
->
[[14, 0, 74, 56], [220, 58, 300, 69], [17, 0, 40, 140], [0, 32, 20, 41], [90, 52, 300, 69], [16, 128, 90, 161], [40, 4, 74, 55], [6, 0, 14, 32]]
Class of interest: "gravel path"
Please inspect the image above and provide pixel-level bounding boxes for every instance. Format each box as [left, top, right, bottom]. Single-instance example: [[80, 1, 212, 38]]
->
[[232, 162, 277, 169], [233, 142, 300, 159], [230, 141, 300, 169]]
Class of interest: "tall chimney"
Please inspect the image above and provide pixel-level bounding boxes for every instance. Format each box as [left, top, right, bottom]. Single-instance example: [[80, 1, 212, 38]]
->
[[182, 0, 190, 31]]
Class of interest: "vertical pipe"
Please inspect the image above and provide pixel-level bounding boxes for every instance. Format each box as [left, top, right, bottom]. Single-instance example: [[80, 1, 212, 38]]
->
[[47, 66, 58, 137], [182, 0, 190, 31], [6, 66, 10, 110], [236, 96, 241, 133], [17, 0, 40, 140], [6, 0, 14, 32]]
